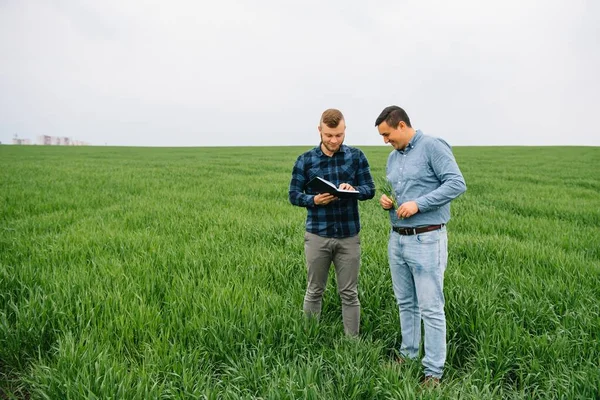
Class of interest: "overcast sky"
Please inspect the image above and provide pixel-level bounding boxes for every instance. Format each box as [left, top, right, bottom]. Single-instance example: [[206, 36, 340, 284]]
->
[[1, 0, 598, 147]]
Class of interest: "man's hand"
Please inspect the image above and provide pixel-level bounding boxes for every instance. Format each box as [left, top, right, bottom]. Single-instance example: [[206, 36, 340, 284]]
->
[[339, 183, 355, 191], [380, 194, 394, 210], [314, 193, 337, 206], [396, 201, 419, 219]]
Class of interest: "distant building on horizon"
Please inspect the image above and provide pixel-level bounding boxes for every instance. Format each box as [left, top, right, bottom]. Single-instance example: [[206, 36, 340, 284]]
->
[[12, 137, 31, 145], [9, 135, 89, 146], [36, 135, 89, 146], [38, 135, 52, 145]]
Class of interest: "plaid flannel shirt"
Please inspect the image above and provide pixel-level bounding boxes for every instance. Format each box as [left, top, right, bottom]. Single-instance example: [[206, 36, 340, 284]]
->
[[289, 144, 375, 238]]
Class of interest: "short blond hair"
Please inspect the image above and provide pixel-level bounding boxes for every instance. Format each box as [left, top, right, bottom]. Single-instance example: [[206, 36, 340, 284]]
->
[[320, 109, 344, 128]]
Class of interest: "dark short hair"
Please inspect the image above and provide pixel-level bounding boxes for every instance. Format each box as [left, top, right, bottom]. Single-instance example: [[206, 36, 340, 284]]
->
[[320, 109, 345, 128], [374, 106, 412, 128]]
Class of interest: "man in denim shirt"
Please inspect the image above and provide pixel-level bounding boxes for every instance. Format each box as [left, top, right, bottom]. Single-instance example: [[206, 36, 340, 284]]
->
[[376, 105, 466, 383], [289, 109, 375, 336]]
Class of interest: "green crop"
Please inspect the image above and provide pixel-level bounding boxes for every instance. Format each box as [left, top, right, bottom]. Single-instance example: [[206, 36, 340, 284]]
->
[[1, 145, 598, 399]]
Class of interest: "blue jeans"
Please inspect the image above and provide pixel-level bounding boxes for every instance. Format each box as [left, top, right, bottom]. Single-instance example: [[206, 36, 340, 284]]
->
[[388, 226, 448, 379]]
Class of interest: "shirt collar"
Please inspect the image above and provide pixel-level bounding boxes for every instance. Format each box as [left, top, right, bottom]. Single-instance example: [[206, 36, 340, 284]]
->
[[407, 129, 422, 148], [316, 143, 347, 156], [399, 129, 422, 152]]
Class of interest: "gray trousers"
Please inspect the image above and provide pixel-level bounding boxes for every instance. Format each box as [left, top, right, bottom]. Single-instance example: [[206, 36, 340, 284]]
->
[[303, 232, 361, 336]]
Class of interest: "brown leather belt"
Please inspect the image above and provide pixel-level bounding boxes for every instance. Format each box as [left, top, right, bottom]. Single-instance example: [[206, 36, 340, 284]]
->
[[392, 224, 444, 236]]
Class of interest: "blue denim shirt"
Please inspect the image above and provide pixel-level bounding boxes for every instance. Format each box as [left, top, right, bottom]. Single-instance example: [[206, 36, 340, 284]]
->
[[387, 130, 466, 228]]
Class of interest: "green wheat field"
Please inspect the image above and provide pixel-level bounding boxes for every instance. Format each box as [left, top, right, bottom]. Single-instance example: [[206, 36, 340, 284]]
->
[[1, 145, 599, 399]]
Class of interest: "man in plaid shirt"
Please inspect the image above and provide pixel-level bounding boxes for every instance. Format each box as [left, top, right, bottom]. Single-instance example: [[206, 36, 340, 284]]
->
[[289, 109, 375, 336]]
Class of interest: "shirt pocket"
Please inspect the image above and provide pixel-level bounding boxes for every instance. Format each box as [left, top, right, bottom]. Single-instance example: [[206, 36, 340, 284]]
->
[[307, 167, 321, 181], [338, 163, 358, 184], [404, 162, 431, 180], [304, 168, 322, 193]]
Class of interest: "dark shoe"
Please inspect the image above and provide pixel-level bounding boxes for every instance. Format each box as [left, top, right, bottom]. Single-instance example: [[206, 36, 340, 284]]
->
[[421, 375, 440, 387]]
